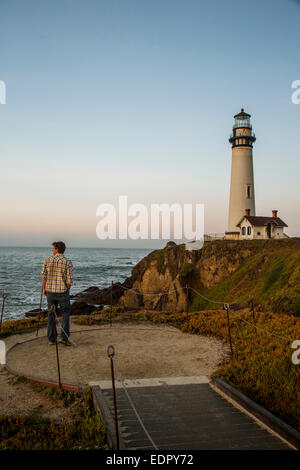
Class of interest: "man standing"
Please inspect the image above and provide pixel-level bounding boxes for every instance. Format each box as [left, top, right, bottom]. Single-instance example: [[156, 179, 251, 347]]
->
[[41, 241, 73, 346]]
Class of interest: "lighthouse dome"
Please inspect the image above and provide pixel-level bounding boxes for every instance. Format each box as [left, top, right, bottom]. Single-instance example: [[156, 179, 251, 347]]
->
[[233, 108, 252, 129]]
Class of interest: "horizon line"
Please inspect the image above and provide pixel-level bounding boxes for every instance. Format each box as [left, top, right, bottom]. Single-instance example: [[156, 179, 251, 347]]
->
[[0, 245, 157, 250]]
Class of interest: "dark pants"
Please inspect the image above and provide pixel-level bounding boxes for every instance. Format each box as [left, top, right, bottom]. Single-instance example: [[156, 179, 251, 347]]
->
[[47, 291, 71, 342]]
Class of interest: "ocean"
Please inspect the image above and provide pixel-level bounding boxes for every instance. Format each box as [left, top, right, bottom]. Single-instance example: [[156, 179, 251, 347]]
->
[[0, 246, 152, 321]]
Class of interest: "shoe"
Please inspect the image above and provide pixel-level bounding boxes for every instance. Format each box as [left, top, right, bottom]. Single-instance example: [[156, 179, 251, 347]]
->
[[59, 339, 72, 346], [48, 341, 55, 346]]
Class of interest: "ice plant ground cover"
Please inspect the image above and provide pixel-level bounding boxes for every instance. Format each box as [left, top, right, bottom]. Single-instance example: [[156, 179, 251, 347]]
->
[[0, 385, 107, 450]]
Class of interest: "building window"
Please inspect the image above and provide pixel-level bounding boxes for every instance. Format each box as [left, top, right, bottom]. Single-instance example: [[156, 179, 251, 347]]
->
[[247, 226, 252, 235], [257, 231, 261, 236], [242, 227, 246, 235]]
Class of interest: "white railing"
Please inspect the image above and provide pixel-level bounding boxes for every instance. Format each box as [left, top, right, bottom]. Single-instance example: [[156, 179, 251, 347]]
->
[[204, 233, 225, 241]]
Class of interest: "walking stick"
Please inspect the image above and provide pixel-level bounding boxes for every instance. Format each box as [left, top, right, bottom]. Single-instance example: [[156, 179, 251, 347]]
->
[[36, 287, 43, 336], [0, 294, 8, 333], [51, 305, 62, 390]]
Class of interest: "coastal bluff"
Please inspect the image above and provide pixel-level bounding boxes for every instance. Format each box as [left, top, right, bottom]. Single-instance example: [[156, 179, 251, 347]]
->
[[75, 238, 300, 316]]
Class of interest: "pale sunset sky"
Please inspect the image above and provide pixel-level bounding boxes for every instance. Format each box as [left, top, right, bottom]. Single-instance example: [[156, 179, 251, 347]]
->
[[0, 0, 300, 248]]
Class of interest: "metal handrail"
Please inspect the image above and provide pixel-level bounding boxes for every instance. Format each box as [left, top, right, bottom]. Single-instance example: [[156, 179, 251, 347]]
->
[[230, 131, 255, 139]]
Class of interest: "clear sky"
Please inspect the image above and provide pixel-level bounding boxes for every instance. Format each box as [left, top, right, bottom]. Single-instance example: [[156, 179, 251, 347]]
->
[[0, 0, 299, 248]]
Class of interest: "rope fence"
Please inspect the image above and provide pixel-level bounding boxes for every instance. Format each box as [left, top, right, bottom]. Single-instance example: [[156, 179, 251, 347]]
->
[[119, 283, 188, 297], [0, 282, 296, 346], [122, 285, 297, 345], [230, 309, 294, 343]]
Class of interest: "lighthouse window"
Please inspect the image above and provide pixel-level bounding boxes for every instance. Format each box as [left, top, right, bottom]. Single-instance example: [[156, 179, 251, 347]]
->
[[247, 226, 252, 235], [247, 185, 251, 198]]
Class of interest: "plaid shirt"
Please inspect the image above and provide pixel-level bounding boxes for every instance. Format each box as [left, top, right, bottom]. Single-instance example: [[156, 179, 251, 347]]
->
[[41, 254, 73, 293]]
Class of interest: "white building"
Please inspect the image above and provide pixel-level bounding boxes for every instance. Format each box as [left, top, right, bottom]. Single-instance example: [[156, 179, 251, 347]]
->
[[237, 209, 288, 240]]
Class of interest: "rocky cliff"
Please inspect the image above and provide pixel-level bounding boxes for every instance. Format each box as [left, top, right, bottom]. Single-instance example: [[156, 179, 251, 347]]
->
[[75, 238, 300, 316]]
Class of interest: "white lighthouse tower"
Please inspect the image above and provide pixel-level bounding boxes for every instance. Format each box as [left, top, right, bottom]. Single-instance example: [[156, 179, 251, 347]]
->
[[226, 109, 256, 238]]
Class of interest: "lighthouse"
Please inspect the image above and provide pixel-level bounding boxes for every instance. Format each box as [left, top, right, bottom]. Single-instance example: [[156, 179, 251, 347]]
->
[[226, 109, 256, 238]]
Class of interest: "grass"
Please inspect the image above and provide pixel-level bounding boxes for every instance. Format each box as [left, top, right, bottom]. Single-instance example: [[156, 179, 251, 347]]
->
[[262, 256, 287, 292], [189, 239, 300, 316], [0, 317, 47, 338], [155, 250, 165, 274], [179, 262, 194, 279]]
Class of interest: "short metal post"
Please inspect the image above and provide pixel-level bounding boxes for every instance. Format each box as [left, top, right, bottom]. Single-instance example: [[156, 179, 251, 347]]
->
[[224, 303, 234, 358], [107, 345, 120, 450], [36, 287, 43, 337], [0, 294, 7, 333], [51, 306, 62, 390]]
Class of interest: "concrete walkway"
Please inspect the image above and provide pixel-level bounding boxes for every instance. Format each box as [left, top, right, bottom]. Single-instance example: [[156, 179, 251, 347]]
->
[[91, 376, 292, 450]]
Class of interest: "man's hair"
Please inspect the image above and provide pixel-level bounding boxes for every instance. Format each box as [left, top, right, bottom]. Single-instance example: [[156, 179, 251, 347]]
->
[[52, 241, 66, 254]]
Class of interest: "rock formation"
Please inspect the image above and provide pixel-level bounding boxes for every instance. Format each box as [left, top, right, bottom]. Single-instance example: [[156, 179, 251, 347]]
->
[[74, 238, 300, 316]]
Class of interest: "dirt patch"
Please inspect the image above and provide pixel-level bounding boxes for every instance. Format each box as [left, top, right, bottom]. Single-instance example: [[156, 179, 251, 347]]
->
[[3, 320, 226, 389], [0, 368, 79, 423]]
